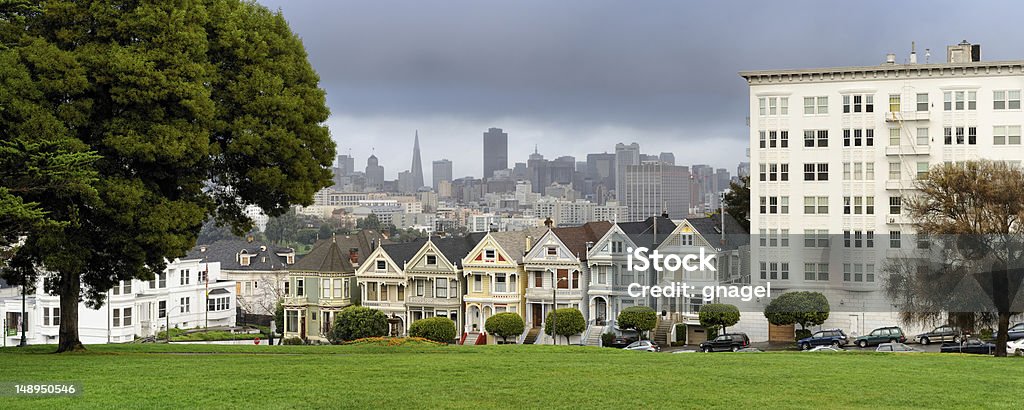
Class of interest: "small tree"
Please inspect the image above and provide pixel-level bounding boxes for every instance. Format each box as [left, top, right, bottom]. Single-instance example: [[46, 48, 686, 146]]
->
[[617, 306, 657, 340], [409, 317, 457, 344], [699, 303, 740, 334], [330, 306, 388, 343], [764, 291, 830, 332], [544, 308, 585, 345], [486, 312, 526, 344], [274, 301, 284, 335]]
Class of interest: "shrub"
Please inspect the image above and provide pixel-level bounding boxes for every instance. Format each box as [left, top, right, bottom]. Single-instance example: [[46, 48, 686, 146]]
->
[[763, 291, 830, 330], [617, 306, 657, 340], [409, 317, 457, 344], [544, 308, 585, 345], [699, 303, 740, 334], [795, 329, 812, 340], [601, 332, 616, 347], [282, 337, 304, 345], [330, 306, 388, 343], [345, 337, 443, 347], [485, 312, 525, 344]]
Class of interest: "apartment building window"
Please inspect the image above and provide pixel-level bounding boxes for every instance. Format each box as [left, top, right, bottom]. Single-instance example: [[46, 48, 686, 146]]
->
[[180, 297, 190, 313], [843, 128, 874, 147], [889, 162, 901, 180], [865, 163, 875, 180], [917, 93, 929, 111], [993, 90, 1021, 110], [43, 307, 60, 326], [198, 270, 207, 284], [765, 130, 789, 148], [180, 269, 190, 286], [296, 279, 304, 296], [803, 163, 828, 181], [842, 94, 874, 113], [969, 127, 977, 144], [760, 197, 789, 214], [435, 277, 447, 298], [416, 279, 425, 296], [764, 262, 789, 280], [917, 128, 929, 145], [803, 197, 828, 215], [804, 263, 829, 281], [804, 130, 828, 147], [113, 309, 121, 327], [994, 125, 1022, 145], [804, 96, 828, 114], [944, 90, 976, 111], [759, 98, 766, 116], [804, 229, 829, 248], [473, 274, 482, 292], [866, 196, 875, 214], [158, 301, 166, 319], [842, 264, 875, 282], [759, 131, 766, 148], [889, 128, 901, 146], [889, 94, 901, 112], [916, 162, 929, 179], [426, 255, 437, 265], [890, 231, 902, 248], [760, 96, 788, 116], [760, 163, 768, 181], [889, 197, 902, 215], [333, 279, 342, 298]]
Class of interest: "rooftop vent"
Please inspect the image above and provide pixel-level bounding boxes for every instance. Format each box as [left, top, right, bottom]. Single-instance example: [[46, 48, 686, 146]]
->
[[947, 40, 980, 63]]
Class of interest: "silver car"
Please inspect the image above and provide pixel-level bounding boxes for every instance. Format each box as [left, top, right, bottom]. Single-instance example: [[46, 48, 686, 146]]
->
[[624, 340, 660, 352], [876, 342, 922, 352]]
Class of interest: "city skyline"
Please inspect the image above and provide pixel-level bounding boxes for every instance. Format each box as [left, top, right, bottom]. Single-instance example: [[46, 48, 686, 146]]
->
[[258, 0, 1024, 180]]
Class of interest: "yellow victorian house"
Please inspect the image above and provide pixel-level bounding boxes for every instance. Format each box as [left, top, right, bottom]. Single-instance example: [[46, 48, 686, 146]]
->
[[460, 227, 545, 344]]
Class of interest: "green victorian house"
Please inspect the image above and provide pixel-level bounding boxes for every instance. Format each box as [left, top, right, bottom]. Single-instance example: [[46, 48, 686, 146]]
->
[[282, 231, 380, 342]]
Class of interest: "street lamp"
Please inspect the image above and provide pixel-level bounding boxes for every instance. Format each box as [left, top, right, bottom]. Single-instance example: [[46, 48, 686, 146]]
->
[[551, 272, 569, 345]]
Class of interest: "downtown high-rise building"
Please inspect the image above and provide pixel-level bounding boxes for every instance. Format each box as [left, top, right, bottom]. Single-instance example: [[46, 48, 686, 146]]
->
[[365, 154, 384, 190], [621, 161, 690, 221], [410, 131, 424, 190], [614, 142, 640, 200], [483, 127, 508, 179], [432, 159, 453, 189], [336, 154, 355, 176]]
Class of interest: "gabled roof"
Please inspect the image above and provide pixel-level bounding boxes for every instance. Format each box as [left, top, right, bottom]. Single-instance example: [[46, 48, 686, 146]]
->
[[380, 240, 428, 268], [618, 216, 676, 248], [551, 221, 612, 261], [488, 227, 548, 263], [685, 214, 749, 251], [291, 237, 353, 273], [185, 239, 293, 271], [433, 233, 487, 268]]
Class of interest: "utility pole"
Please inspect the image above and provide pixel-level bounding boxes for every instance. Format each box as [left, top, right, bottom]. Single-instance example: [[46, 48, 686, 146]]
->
[[204, 257, 209, 330], [19, 280, 27, 347]]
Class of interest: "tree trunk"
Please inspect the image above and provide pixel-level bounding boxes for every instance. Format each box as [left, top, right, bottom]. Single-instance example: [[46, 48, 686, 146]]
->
[[995, 311, 1010, 357], [56, 272, 85, 353]]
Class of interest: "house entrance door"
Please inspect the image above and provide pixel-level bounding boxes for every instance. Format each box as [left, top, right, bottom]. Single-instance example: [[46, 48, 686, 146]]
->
[[532, 304, 543, 328]]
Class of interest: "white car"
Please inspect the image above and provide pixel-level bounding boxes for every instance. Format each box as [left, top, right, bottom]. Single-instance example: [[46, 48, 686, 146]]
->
[[624, 340, 660, 352], [876, 342, 922, 352], [1007, 339, 1024, 356]]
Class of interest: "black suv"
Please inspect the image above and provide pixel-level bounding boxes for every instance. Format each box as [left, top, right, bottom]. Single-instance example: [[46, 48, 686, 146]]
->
[[699, 333, 751, 352]]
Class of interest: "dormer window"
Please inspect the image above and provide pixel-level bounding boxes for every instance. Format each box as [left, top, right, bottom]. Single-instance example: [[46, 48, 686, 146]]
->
[[426, 255, 437, 265], [546, 246, 557, 257], [286, 255, 294, 264], [376, 260, 386, 271], [611, 241, 623, 253], [239, 251, 250, 267], [681, 234, 694, 246]]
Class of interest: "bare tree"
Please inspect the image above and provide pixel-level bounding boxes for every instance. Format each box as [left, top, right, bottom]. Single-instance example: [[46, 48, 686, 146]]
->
[[236, 271, 287, 317], [884, 161, 1024, 356]]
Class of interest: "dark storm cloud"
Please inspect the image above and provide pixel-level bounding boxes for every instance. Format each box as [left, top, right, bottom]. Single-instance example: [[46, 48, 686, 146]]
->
[[258, 0, 1024, 178]]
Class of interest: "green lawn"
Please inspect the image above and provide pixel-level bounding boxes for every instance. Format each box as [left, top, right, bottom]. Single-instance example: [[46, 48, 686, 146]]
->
[[1, 343, 1021, 409]]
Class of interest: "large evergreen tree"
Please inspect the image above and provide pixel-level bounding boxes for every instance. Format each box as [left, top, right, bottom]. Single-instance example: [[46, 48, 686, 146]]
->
[[0, 1, 334, 352]]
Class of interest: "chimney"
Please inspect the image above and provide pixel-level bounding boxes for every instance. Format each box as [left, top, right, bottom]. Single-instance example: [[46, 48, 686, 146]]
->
[[349, 248, 359, 264], [246, 234, 254, 243], [909, 41, 917, 64], [661, 210, 669, 219], [947, 40, 980, 63], [544, 217, 553, 228], [885, 52, 896, 65]]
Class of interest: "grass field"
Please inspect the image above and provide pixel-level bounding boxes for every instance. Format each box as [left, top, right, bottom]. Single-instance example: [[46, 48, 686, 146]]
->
[[2, 343, 1022, 409]]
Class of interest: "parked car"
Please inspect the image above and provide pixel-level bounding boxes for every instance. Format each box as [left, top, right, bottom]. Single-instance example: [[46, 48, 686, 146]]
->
[[1007, 322, 1024, 341], [624, 340, 660, 352], [806, 345, 844, 352], [876, 342, 922, 352], [797, 329, 848, 350], [1007, 339, 1024, 356], [699, 333, 750, 352], [607, 336, 638, 349], [854, 326, 906, 348], [913, 325, 961, 345], [940, 339, 996, 355]]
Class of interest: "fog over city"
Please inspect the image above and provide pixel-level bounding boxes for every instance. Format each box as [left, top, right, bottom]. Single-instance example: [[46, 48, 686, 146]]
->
[[259, 0, 1024, 180]]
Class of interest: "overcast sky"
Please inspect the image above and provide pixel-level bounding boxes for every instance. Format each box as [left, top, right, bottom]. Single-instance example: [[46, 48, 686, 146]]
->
[[258, 0, 1024, 181]]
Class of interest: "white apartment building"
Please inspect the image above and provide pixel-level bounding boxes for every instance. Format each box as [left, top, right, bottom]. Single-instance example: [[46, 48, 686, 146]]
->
[[1, 257, 236, 346], [737, 41, 1023, 341]]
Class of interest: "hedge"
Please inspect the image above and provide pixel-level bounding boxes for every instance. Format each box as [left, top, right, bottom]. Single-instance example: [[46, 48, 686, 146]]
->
[[409, 317, 457, 344]]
